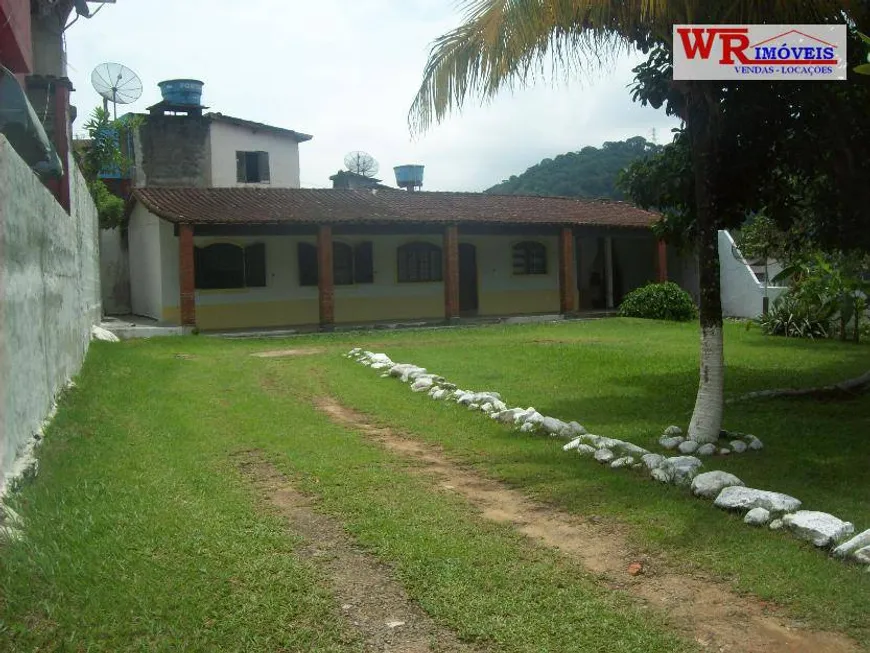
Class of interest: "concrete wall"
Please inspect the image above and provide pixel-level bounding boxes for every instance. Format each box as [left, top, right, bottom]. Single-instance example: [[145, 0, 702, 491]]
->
[[128, 205, 164, 320], [0, 136, 101, 488], [134, 116, 212, 187], [99, 227, 130, 314], [719, 230, 786, 318], [209, 121, 301, 188], [30, 9, 66, 76]]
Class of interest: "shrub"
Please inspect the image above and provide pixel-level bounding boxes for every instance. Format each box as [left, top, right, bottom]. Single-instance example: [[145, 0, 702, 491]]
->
[[618, 282, 698, 322], [758, 293, 833, 339]]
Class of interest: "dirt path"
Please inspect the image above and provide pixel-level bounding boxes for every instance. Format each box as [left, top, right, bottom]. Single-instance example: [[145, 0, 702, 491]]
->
[[238, 454, 480, 653], [315, 396, 862, 653]]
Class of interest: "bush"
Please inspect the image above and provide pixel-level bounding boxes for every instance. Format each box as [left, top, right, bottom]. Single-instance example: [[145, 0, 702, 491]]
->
[[618, 282, 698, 322], [758, 293, 833, 339]]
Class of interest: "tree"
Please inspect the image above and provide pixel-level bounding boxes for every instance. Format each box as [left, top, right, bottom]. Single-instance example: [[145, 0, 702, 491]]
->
[[485, 136, 662, 199], [76, 107, 138, 229], [409, 1, 857, 443]]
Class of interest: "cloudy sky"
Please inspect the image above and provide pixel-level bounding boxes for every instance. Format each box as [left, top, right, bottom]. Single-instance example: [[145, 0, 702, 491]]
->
[[65, 0, 680, 191]]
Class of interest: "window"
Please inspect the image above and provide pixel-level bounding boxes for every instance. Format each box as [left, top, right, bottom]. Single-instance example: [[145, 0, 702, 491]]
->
[[512, 241, 547, 275], [397, 242, 442, 282], [236, 151, 270, 183], [333, 242, 354, 285], [195, 243, 266, 289], [297, 241, 374, 286]]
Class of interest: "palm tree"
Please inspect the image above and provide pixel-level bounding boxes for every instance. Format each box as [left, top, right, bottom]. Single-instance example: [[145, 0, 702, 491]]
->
[[409, 1, 855, 443]]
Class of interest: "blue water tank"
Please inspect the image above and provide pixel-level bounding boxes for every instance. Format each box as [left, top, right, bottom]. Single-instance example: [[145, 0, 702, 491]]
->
[[394, 164, 424, 189], [158, 79, 204, 106]]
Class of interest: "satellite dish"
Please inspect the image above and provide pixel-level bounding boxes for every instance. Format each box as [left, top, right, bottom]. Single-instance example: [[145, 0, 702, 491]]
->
[[344, 151, 379, 178], [91, 62, 143, 120]]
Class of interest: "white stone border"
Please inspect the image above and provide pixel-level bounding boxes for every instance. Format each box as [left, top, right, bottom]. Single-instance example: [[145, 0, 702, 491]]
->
[[346, 348, 868, 570]]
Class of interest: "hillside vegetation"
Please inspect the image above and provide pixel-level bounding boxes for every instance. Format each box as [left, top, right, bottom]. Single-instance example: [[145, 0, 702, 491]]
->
[[486, 136, 662, 200]]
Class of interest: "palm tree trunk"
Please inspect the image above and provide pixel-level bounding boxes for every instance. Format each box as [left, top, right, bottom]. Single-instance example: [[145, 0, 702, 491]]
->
[[685, 83, 725, 445]]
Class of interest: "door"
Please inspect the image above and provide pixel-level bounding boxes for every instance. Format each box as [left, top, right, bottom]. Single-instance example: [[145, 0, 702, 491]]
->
[[458, 243, 479, 315]]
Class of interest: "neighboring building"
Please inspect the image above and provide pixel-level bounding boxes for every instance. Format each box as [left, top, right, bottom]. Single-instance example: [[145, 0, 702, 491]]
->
[[124, 187, 690, 331], [0, 0, 103, 211], [330, 170, 393, 190]]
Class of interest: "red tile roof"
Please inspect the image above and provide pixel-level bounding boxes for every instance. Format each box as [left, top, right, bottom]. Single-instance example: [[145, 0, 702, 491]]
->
[[130, 187, 659, 229]]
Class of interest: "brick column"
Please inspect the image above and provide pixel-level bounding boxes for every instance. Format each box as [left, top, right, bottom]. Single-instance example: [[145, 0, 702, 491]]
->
[[558, 227, 576, 314], [318, 225, 335, 329], [656, 239, 668, 282], [52, 78, 71, 212], [179, 224, 196, 327], [443, 225, 460, 321]]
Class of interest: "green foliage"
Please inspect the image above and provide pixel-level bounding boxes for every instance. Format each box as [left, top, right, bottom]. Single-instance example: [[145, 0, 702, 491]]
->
[[486, 136, 662, 199], [770, 251, 870, 342], [758, 294, 833, 339], [854, 31, 870, 75], [618, 281, 697, 322], [77, 107, 141, 230], [735, 213, 786, 263], [87, 178, 126, 229]]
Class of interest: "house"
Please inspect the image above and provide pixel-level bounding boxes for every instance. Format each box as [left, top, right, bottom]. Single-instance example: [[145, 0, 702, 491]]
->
[[106, 79, 699, 331], [124, 187, 694, 331]]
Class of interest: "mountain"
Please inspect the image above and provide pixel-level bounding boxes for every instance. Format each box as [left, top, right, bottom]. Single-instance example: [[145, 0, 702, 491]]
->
[[485, 136, 663, 200]]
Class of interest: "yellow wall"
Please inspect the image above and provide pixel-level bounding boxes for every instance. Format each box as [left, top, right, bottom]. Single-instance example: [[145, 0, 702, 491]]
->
[[163, 300, 318, 330], [478, 289, 560, 316]]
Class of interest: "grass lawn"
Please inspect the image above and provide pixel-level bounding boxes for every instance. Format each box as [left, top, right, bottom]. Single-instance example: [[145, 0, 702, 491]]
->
[[1, 318, 868, 651]]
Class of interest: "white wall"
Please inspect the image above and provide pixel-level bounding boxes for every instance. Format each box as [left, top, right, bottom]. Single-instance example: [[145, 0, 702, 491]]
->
[[208, 121, 301, 188], [0, 137, 101, 490], [99, 228, 130, 314], [719, 230, 786, 318], [128, 205, 164, 320]]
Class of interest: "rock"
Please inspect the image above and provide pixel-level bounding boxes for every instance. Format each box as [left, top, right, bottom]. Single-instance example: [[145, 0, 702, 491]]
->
[[627, 562, 644, 576], [597, 437, 624, 450], [769, 519, 784, 530], [576, 444, 597, 456], [719, 448, 731, 456], [489, 400, 507, 412], [659, 436, 684, 450], [580, 434, 604, 448], [730, 440, 748, 454], [565, 421, 587, 436], [519, 422, 537, 433], [610, 456, 635, 469], [691, 471, 745, 499], [411, 377, 434, 392], [714, 487, 801, 514], [368, 353, 392, 365], [540, 417, 568, 437], [696, 443, 717, 456], [782, 511, 855, 548], [430, 389, 448, 400], [744, 507, 771, 526], [652, 456, 703, 486], [747, 437, 764, 451], [833, 529, 870, 559], [594, 449, 615, 464], [678, 440, 700, 454], [854, 546, 870, 564], [641, 453, 665, 470], [632, 463, 643, 470], [663, 425, 683, 436], [480, 402, 494, 413], [91, 325, 120, 342], [563, 438, 582, 451], [492, 408, 524, 424], [468, 403, 481, 411], [617, 442, 650, 457]]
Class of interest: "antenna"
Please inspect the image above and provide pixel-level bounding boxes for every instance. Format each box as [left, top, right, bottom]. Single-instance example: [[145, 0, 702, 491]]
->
[[344, 151, 379, 178], [91, 62, 143, 120]]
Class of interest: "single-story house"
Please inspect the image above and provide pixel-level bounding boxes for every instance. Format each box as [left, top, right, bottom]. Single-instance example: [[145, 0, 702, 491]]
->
[[125, 187, 698, 331]]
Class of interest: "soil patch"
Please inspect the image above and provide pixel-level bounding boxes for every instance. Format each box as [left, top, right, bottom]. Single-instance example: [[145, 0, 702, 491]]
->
[[315, 397, 861, 653], [251, 348, 327, 358], [238, 452, 479, 653]]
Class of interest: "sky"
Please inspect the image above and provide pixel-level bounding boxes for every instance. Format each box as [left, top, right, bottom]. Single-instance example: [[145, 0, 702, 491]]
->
[[64, 0, 680, 192]]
